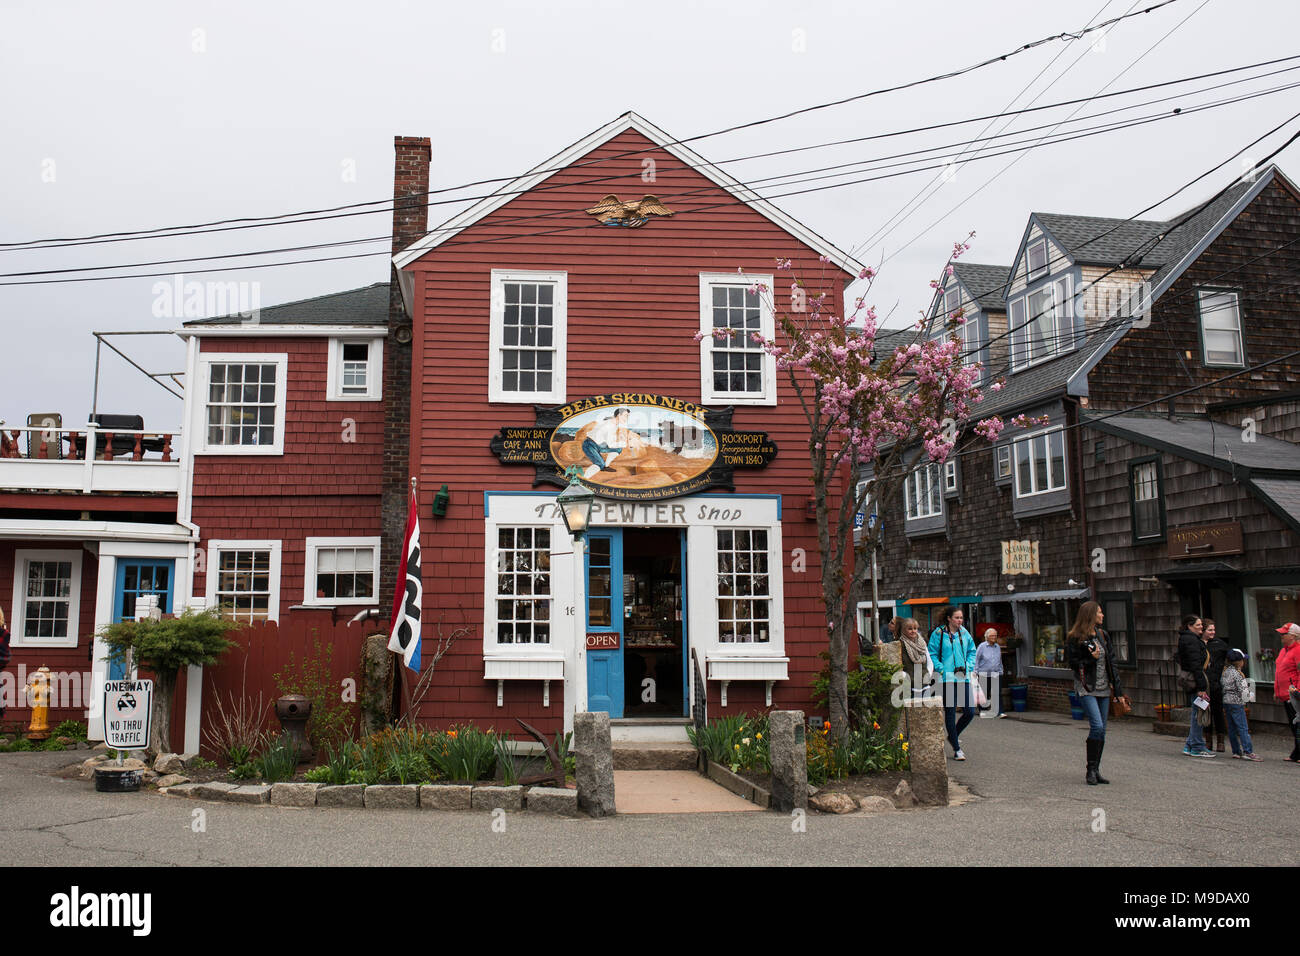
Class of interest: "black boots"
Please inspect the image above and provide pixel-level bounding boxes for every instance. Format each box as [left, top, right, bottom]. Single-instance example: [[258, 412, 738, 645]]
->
[[1086, 738, 1111, 785]]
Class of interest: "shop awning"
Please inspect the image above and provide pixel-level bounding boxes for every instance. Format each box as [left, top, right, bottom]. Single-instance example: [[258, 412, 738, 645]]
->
[[948, 595, 982, 604], [1155, 561, 1241, 581], [1007, 587, 1090, 602], [901, 596, 948, 605]]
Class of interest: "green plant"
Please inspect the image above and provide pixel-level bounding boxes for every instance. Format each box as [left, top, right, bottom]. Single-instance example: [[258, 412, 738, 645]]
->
[[310, 741, 360, 785], [224, 743, 254, 767], [203, 656, 267, 769], [228, 761, 258, 780], [51, 720, 88, 739], [188, 756, 218, 771], [812, 652, 903, 735], [100, 606, 241, 753], [7, 738, 35, 752], [554, 731, 576, 778], [304, 765, 332, 783], [253, 733, 300, 783], [40, 737, 70, 751], [428, 725, 498, 782], [493, 733, 521, 785], [686, 713, 770, 773], [273, 637, 355, 751], [378, 727, 435, 784]]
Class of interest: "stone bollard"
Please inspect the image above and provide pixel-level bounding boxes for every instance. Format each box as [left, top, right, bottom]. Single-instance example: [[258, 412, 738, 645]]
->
[[573, 712, 616, 818], [360, 634, 394, 735], [769, 710, 807, 813], [902, 700, 949, 807], [874, 641, 902, 670]]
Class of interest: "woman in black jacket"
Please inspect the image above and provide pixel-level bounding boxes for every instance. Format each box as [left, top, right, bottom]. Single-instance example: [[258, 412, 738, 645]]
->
[[1202, 618, 1229, 753], [1067, 601, 1128, 785], [1175, 615, 1214, 757]]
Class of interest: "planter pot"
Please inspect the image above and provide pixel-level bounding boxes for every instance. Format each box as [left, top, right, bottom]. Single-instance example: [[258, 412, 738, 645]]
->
[[1010, 684, 1028, 713], [94, 768, 141, 792], [274, 695, 315, 763]]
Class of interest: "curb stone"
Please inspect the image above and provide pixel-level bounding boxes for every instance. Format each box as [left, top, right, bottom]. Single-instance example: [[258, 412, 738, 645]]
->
[[316, 784, 366, 808], [271, 782, 322, 807], [364, 784, 420, 809], [226, 784, 272, 804], [419, 784, 472, 810], [524, 786, 579, 815], [471, 785, 523, 811]]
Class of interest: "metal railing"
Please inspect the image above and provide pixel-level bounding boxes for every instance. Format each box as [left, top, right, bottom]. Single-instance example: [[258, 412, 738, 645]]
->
[[0, 424, 182, 495]]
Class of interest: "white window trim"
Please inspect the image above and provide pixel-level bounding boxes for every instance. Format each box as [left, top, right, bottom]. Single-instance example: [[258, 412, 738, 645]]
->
[[714, 526, 777, 647], [326, 337, 383, 401], [698, 272, 777, 407], [205, 539, 282, 623], [996, 445, 1013, 480], [10, 549, 83, 648], [904, 463, 942, 520], [1013, 426, 1068, 498], [302, 536, 380, 606], [943, 459, 959, 494], [1026, 237, 1049, 280], [192, 352, 288, 455], [1011, 274, 1074, 372], [484, 523, 558, 657], [1196, 289, 1245, 368], [488, 269, 568, 404]]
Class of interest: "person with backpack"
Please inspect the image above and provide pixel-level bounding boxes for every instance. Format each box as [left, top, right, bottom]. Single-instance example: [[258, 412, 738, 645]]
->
[[1067, 601, 1128, 785], [928, 605, 978, 761], [1175, 614, 1215, 758]]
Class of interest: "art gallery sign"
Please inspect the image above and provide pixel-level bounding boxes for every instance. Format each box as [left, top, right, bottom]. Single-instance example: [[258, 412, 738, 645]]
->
[[490, 393, 778, 500], [1001, 539, 1041, 575]]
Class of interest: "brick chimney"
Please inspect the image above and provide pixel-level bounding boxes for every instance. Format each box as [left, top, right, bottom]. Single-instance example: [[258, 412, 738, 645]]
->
[[381, 136, 431, 614]]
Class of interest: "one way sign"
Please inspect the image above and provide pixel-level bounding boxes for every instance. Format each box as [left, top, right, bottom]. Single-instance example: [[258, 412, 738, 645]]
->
[[103, 679, 152, 751]]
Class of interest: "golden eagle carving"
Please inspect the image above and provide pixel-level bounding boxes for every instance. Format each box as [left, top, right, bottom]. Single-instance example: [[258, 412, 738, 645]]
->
[[584, 194, 674, 228]]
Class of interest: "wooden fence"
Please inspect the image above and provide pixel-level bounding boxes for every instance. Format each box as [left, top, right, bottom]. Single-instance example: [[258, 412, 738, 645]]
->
[[169, 618, 376, 759]]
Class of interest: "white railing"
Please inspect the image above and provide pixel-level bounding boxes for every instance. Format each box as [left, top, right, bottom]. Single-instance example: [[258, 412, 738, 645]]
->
[[0, 424, 182, 494]]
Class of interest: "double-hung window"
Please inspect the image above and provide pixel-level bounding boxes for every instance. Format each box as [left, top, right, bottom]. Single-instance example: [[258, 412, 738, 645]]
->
[[206, 540, 281, 623], [197, 354, 288, 454], [1196, 289, 1245, 367], [494, 527, 552, 645], [304, 537, 379, 605], [1026, 239, 1048, 279], [489, 270, 567, 403], [699, 273, 776, 405], [1129, 458, 1165, 541], [716, 529, 771, 644], [10, 550, 82, 647], [327, 338, 383, 401], [1011, 274, 1073, 369], [904, 463, 943, 519], [1013, 427, 1067, 497]]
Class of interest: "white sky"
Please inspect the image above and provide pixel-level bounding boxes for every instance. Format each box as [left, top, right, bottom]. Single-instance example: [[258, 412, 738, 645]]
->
[[3, 0, 1298, 431]]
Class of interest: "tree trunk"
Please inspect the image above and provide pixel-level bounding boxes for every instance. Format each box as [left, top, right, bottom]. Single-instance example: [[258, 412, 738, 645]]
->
[[151, 670, 177, 755], [828, 618, 851, 740]]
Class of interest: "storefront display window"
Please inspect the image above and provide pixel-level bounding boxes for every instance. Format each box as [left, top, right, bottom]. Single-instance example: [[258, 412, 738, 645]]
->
[[1244, 586, 1300, 678], [1029, 599, 1082, 668]]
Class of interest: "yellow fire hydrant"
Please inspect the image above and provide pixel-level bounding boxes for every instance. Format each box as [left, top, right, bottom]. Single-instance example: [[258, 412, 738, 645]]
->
[[26, 666, 51, 741]]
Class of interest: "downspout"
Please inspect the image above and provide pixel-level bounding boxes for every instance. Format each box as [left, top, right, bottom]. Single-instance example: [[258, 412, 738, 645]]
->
[[1066, 397, 1094, 599]]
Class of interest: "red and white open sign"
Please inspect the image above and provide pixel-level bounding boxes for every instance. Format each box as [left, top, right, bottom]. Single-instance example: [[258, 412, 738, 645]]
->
[[585, 632, 620, 650]]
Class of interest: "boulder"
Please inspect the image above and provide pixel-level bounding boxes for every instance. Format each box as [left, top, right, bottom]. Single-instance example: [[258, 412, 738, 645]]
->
[[193, 781, 238, 800], [809, 791, 858, 814], [901, 701, 950, 807], [891, 779, 919, 809], [164, 782, 202, 798], [178, 752, 199, 767], [857, 796, 895, 814], [153, 753, 186, 774], [155, 773, 191, 788]]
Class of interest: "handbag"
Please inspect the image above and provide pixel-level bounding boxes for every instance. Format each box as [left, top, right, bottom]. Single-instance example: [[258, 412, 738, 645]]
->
[[972, 677, 988, 709], [1197, 702, 1213, 727], [1110, 695, 1131, 718], [1176, 669, 1198, 692]]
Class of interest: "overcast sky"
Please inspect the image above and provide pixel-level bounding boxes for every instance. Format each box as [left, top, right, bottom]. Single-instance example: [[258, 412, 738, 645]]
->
[[3, 0, 1299, 432]]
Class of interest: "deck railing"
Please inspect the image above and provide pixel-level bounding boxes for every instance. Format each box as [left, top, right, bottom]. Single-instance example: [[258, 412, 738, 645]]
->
[[0, 424, 182, 494]]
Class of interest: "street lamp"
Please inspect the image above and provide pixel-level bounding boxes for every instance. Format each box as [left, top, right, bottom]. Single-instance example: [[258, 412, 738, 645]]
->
[[556, 466, 595, 736], [557, 466, 595, 540]]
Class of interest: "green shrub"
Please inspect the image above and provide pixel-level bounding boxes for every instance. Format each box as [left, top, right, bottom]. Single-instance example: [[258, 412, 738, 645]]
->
[[811, 651, 903, 734], [311, 741, 360, 785], [686, 713, 769, 774], [51, 720, 88, 739], [554, 731, 576, 778], [188, 756, 218, 771], [40, 737, 69, 751], [428, 725, 498, 782], [229, 762, 258, 780], [253, 734, 300, 783], [304, 765, 332, 783], [273, 638, 355, 751]]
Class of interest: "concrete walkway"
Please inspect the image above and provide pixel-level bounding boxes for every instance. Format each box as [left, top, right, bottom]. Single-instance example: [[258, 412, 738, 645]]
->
[[613, 770, 761, 813]]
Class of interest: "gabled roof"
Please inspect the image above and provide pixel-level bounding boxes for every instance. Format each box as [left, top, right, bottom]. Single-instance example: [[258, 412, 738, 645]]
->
[[391, 112, 865, 278], [183, 282, 389, 328], [1031, 213, 1166, 266], [951, 262, 1010, 311]]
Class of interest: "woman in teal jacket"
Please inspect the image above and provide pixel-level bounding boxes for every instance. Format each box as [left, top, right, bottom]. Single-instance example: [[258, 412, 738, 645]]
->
[[928, 605, 979, 760]]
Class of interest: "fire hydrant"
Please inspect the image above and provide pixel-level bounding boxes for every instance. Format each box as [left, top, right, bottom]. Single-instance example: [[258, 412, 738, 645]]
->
[[26, 666, 51, 741]]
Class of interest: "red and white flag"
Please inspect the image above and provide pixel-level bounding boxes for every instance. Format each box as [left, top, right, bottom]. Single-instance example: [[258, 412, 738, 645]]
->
[[388, 486, 422, 672]]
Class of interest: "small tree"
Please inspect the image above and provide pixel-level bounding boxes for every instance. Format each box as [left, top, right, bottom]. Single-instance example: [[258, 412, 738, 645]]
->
[[99, 607, 241, 754], [704, 244, 1008, 739]]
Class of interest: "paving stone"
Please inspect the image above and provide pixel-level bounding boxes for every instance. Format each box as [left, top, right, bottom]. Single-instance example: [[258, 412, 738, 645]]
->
[[271, 782, 321, 807], [471, 785, 523, 811], [525, 786, 579, 815], [316, 784, 365, 808], [364, 785, 419, 809], [225, 784, 272, 804], [419, 784, 472, 810]]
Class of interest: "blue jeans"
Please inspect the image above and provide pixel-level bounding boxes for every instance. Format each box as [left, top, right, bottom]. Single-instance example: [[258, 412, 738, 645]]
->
[[942, 680, 976, 749], [1224, 703, 1253, 755], [1079, 693, 1108, 742], [1185, 692, 1208, 750]]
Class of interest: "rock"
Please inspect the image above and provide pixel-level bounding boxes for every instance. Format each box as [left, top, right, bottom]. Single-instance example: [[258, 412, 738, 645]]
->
[[141, 770, 159, 784], [470, 785, 523, 811], [901, 701, 950, 807], [193, 781, 238, 800], [809, 791, 858, 814], [769, 710, 809, 813], [419, 784, 472, 810], [573, 711, 616, 818], [155, 774, 191, 788], [77, 740, 92, 750], [316, 784, 366, 808], [525, 786, 579, 815], [164, 782, 202, 797], [56, 736, 76, 747], [178, 752, 199, 767], [153, 753, 185, 774], [79, 756, 110, 780], [857, 796, 895, 814], [91, 742, 110, 753], [891, 779, 919, 809], [271, 782, 321, 807], [364, 785, 420, 809], [225, 784, 272, 804]]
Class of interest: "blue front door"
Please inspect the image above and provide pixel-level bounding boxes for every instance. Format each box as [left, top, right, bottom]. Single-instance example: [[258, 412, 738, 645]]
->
[[585, 530, 624, 717], [111, 560, 175, 679]]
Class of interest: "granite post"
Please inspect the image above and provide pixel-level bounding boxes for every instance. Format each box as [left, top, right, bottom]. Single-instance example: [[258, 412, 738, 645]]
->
[[769, 710, 807, 813], [902, 700, 949, 806], [573, 711, 616, 818]]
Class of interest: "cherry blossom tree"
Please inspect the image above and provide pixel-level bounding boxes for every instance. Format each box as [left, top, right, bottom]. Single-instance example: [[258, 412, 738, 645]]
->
[[703, 240, 1010, 738]]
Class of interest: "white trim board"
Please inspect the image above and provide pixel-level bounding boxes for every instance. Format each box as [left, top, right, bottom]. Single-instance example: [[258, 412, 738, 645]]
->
[[391, 112, 864, 291]]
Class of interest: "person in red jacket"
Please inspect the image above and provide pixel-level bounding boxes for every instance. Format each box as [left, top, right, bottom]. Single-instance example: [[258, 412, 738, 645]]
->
[[1275, 623, 1300, 762]]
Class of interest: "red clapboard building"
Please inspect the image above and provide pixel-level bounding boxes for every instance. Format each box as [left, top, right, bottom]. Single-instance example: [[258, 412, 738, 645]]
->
[[386, 112, 864, 740]]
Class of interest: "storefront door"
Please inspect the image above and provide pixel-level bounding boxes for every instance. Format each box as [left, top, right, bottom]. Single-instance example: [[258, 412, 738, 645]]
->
[[111, 559, 174, 679], [586, 531, 624, 717]]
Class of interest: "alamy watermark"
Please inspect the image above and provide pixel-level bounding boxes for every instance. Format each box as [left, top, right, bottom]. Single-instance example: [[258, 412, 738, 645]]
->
[[152, 273, 261, 323]]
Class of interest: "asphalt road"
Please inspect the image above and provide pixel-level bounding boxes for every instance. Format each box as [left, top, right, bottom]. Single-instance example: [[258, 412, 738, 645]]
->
[[1, 714, 1296, 867]]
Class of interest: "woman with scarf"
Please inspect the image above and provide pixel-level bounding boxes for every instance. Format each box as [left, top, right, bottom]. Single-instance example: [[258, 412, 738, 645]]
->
[[898, 618, 934, 700], [1067, 601, 1129, 785]]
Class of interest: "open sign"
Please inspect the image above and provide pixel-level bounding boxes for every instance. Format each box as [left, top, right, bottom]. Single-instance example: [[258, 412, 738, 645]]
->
[[585, 633, 621, 650]]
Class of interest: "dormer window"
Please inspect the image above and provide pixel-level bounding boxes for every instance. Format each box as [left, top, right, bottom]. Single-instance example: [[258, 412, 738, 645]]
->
[[1010, 274, 1074, 370]]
